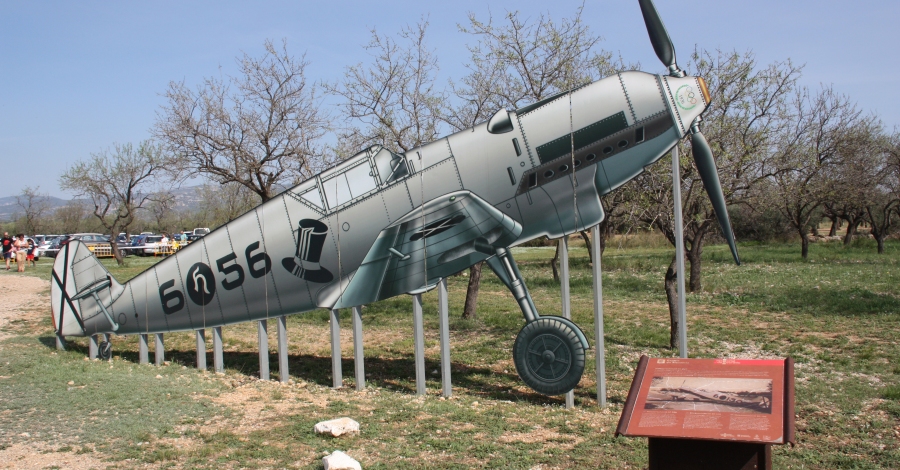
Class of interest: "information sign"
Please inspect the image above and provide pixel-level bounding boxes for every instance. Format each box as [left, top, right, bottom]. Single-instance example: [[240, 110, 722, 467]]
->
[[616, 356, 795, 445]]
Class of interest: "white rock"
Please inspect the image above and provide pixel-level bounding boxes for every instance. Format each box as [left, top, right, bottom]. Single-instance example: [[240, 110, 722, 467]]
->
[[322, 450, 361, 470], [314, 417, 360, 437]]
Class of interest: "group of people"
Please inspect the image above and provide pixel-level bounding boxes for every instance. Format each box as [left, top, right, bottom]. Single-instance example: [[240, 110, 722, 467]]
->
[[2, 232, 37, 272]]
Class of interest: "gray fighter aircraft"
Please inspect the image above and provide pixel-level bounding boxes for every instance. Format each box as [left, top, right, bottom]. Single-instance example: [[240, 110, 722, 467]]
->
[[51, 0, 739, 396]]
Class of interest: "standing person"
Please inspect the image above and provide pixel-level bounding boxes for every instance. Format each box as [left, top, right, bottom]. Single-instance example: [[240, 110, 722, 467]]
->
[[2, 232, 13, 271], [13, 234, 28, 272], [26, 238, 37, 267]]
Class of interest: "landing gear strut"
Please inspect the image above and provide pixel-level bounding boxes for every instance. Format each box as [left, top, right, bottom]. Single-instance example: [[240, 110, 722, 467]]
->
[[486, 247, 588, 396]]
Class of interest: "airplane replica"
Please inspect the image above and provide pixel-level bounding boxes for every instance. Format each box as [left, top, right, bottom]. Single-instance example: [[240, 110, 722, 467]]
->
[[51, 0, 739, 396]]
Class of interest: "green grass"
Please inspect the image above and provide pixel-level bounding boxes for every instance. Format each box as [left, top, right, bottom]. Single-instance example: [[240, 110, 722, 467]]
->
[[1, 239, 899, 468]]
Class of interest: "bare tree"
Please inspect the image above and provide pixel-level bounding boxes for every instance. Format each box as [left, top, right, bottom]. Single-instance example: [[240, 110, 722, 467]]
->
[[769, 86, 865, 258], [862, 129, 900, 253], [15, 186, 51, 235], [52, 202, 89, 235], [155, 40, 330, 203], [148, 192, 176, 234], [822, 117, 885, 246], [196, 182, 258, 228], [328, 19, 445, 155], [59, 141, 168, 265], [449, 6, 631, 319]]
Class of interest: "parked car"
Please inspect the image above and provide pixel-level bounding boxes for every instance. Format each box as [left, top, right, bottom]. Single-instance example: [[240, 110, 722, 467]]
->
[[141, 235, 166, 256], [39, 235, 71, 258], [59, 233, 110, 249]]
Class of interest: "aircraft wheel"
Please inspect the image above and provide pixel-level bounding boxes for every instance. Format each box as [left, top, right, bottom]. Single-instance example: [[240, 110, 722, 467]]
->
[[98, 341, 112, 360], [513, 317, 585, 396]]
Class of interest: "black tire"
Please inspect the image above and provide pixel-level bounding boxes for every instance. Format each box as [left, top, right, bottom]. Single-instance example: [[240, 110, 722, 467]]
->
[[513, 317, 585, 396], [98, 341, 112, 360]]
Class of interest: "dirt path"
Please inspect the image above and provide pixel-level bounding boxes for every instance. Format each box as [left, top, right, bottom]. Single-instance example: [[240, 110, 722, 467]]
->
[[0, 274, 115, 470], [0, 275, 49, 341]]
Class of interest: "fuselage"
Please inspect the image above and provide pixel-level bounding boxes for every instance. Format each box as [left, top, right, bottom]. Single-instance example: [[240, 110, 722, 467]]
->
[[56, 71, 710, 337]]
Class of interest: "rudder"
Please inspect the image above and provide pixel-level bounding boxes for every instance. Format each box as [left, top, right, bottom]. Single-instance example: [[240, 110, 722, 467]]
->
[[51, 241, 125, 337]]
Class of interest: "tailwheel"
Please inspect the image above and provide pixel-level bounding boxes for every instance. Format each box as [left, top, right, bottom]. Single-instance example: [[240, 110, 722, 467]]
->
[[513, 317, 585, 396], [98, 341, 112, 360]]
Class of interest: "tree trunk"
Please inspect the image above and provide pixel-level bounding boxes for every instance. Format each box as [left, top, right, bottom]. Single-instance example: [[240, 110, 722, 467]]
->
[[664, 257, 679, 349], [687, 248, 702, 293], [828, 217, 839, 237], [597, 218, 609, 255], [580, 230, 592, 264], [876, 235, 885, 254], [800, 231, 809, 259], [550, 240, 560, 283], [461, 262, 483, 320], [843, 221, 859, 246], [109, 232, 124, 266]]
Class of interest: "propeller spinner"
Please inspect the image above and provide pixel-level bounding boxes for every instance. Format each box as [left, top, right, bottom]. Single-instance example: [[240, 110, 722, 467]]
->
[[638, 0, 740, 265]]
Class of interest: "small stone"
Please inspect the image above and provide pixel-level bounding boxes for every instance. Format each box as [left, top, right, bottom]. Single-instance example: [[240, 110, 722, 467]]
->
[[314, 418, 360, 437], [67, 381, 74, 385], [155, 375, 163, 379], [322, 450, 361, 470]]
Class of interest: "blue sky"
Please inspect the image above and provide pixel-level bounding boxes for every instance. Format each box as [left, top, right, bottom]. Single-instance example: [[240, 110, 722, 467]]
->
[[2, 0, 898, 198]]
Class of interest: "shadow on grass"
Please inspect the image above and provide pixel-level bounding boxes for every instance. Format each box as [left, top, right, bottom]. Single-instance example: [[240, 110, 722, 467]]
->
[[38, 335, 603, 406], [721, 287, 900, 317]]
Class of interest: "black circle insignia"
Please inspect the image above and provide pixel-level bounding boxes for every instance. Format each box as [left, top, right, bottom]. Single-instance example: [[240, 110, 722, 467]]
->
[[186, 262, 216, 306]]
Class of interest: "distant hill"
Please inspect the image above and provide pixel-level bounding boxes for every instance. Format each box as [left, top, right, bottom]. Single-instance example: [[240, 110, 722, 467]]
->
[[0, 186, 208, 222], [0, 195, 72, 222]]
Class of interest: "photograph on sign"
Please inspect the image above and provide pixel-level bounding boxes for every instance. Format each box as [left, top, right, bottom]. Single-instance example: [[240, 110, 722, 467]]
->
[[645, 376, 773, 414]]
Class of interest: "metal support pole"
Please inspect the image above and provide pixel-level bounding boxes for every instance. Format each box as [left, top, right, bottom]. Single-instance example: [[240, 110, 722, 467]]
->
[[352, 306, 365, 391], [672, 145, 689, 358], [412, 293, 426, 396], [438, 278, 452, 397], [560, 235, 574, 409], [139, 334, 149, 364], [154, 333, 164, 366], [277, 316, 289, 383], [330, 309, 342, 388], [213, 326, 224, 373], [88, 335, 98, 359], [196, 329, 206, 370], [56, 334, 66, 351], [258, 320, 269, 380], [591, 224, 607, 407]]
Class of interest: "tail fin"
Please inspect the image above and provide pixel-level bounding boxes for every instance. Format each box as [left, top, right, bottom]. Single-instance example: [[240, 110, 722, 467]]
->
[[50, 241, 125, 337]]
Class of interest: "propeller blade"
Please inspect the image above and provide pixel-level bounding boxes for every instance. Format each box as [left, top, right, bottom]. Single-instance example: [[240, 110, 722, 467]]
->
[[690, 130, 741, 265], [638, 0, 677, 70]]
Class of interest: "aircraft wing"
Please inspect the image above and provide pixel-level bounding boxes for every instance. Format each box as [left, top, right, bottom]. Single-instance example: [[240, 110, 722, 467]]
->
[[324, 190, 522, 309]]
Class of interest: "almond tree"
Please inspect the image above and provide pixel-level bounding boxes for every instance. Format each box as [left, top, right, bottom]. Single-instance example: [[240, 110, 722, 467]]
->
[[14, 186, 51, 236], [155, 40, 330, 203], [864, 129, 900, 253], [327, 19, 444, 155], [769, 86, 865, 258], [59, 141, 168, 265]]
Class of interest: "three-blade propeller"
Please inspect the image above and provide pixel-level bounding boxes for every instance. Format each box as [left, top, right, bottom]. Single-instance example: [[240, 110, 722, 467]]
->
[[638, 0, 741, 265]]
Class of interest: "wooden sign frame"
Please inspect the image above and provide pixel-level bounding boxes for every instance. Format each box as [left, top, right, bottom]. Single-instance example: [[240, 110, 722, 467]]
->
[[617, 356, 795, 445]]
